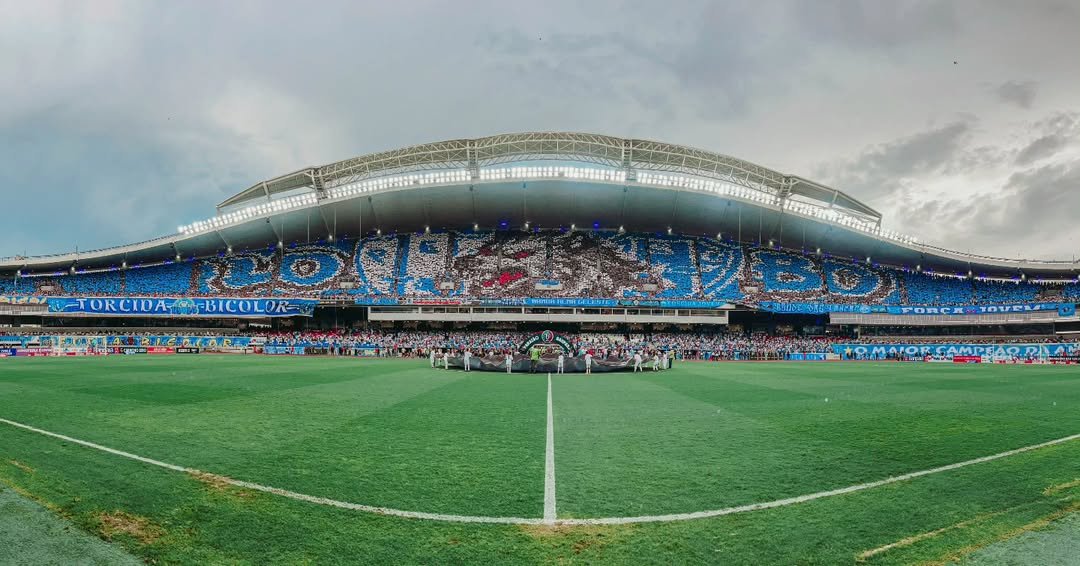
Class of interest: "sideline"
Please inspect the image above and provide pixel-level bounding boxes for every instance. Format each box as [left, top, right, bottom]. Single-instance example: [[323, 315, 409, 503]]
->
[[2, 417, 1078, 526]]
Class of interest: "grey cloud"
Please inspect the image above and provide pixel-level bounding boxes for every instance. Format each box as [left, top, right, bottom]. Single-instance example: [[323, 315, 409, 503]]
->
[[814, 119, 976, 202], [795, 0, 958, 48], [994, 80, 1038, 109], [1015, 134, 1067, 165], [887, 157, 1080, 260], [1014, 112, 1077, 165]]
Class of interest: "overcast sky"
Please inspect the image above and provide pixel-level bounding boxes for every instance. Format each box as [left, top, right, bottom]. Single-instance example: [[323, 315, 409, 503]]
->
[[2, 0, 1078, 260]]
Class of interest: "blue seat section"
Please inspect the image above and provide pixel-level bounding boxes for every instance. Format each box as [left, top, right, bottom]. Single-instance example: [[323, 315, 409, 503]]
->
[[822, 260, 879, 296], [649, 235, 700, 298], [400, 232, 449, 296], [198, 252, 275, 295], [125, 262, 194, 295], [821, 259, 902, 304], [5, 231, 1078, 304], [901, 272, 972, 305], [0, 277, 23, 295], [749, 249, 824, 294], [597, 232, 647, 261], [972, 280, 1040, 304], [60, 271, 124, 295], [696, 239, 744, 301], [279, 246, 347, 290], [353, 235, 399, 295], [595, 232, 652, 298]]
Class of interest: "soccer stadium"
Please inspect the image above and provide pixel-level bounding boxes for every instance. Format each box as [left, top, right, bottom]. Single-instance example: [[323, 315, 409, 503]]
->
[[2, 132, 1080, 565]]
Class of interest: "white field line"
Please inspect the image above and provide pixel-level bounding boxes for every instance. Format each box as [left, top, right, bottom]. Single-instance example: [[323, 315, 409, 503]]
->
[[2, 416, 1078, 526], [0, 417, 540, 525], [544, 373, 557, 523]]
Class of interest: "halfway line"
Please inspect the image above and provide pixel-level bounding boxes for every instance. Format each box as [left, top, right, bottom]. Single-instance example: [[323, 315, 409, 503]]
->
[[544, 373, 557, 523]]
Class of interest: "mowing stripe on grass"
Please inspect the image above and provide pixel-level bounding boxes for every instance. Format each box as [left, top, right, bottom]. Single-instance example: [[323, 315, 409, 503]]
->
[[0, 417, 541, 525], [2, 416, 1078, 526], [544, 373, 556, 524]]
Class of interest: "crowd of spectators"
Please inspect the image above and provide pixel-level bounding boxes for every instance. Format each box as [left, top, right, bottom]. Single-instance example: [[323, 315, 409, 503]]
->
[[7, 326, 1076, 361], [3, 232, 1077, 308]]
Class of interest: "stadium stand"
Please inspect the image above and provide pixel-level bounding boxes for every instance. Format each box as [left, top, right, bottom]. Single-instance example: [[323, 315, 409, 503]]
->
[[125, 262, 194, 295], [58, 271, 124, 295], [972, 280, 1040, 304], [199, 252, 276, 296], [354, 235, 399, 296], [696, 239, 744, 301], [821, 259, 902, 305], [649, 235, 700, 299], [900, 272, 973, 305], [749, 248, 824, 297], [399, 232, 450, 296], [1064, 282, 1080, 301], [5, 231, 1078, 307]]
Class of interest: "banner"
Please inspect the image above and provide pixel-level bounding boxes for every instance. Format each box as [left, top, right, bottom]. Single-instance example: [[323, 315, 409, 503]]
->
[[885, 303, 1067, 315], [0, 296, 48, 305], [833, 343, 1080, 359], [519, 330, 575, 354], [354, 297, 401, 306], [656, 300, 729, 309], [786, 352, 828, 361], [759, 302, 1074, 316], [47, 297, 317, 318], [759, 302, 884, 314], [523, 298, 619, 307], [264, 346, 305, 355]]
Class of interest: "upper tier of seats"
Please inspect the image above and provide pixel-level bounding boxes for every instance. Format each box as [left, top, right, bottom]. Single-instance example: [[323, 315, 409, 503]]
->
[[3, 231, 1074, 306]]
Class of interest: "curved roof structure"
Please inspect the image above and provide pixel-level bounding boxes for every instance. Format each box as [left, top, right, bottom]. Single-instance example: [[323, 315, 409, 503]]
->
[[217, 132, 882, 223], [2, 132, 1077, 279]]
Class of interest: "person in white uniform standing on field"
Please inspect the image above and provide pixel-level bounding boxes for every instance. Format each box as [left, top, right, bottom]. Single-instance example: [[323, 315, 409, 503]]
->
[[505, 352, 513, 374], [463, 349, 472, 372], [633, 351, 643, 372], [442, 350, 450, 370], [430, 348, 437, 368], [584, 351, 593, 374]]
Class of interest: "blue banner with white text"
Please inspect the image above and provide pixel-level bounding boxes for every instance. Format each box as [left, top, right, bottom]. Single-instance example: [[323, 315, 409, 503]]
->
[[758, 302, 1072, 316], [47, 297, 317, 317], [832, 343, 1080, 359]]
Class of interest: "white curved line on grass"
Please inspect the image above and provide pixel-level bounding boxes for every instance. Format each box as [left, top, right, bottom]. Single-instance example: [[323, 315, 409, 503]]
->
[[2, 417, 1078, 526], [0, 417, 540, 525]]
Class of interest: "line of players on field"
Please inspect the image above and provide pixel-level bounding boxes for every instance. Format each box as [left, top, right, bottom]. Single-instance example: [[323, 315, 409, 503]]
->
[[429, 346, 672, 373]]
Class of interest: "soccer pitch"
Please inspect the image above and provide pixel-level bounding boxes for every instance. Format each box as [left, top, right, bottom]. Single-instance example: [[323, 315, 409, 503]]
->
[[2, 357, 1079, 564]]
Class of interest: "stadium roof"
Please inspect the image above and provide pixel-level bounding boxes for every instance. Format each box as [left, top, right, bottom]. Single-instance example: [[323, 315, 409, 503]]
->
[[2, 132, 1078, 279], [217, 132, 883, 223]]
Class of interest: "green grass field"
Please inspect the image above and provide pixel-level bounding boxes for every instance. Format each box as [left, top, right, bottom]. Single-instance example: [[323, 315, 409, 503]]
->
[[1, 356, 1079, 564]]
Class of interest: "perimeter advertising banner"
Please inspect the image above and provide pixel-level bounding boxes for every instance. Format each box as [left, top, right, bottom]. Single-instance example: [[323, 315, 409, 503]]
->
[[47, 297, 317, 318], [43, 335, 254, 348], [832, 343, 1080, 359]]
